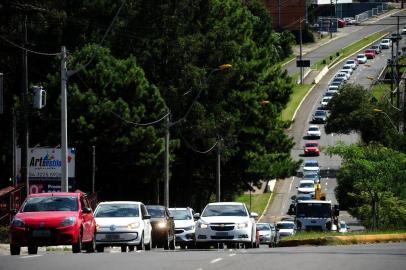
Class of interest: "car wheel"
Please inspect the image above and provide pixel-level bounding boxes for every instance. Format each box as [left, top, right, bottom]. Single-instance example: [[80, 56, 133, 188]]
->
[[96, 245, 104, 253], [180, 244, 186, 249], [85, 232, 96, 253], [128, 246, 135, 252], [169, 234, 176, 250], [164, 233, 170, 250], [137, 233, 145, 251], [121, 246, 127, 252], [10, 244, 20, 255], [28, 245, 38, 255], [72, 231, 82, 253], [145, 237, 152, 251]]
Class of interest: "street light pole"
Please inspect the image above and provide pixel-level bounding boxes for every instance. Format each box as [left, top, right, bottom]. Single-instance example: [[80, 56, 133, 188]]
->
[[299, 18, 303, 85], [164, 112, 170, 208], [216, 139, 221, 202], [61, 46, 69, 192]]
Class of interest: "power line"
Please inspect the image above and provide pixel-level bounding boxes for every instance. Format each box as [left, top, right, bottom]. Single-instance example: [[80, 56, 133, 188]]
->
[[0, 34, 59, 56], [177, 130, 218, 154], [109, 109, 169, 127]]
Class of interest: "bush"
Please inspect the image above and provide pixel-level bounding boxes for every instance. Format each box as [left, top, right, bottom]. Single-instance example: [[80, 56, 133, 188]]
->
[[0, 226, 9, 243]]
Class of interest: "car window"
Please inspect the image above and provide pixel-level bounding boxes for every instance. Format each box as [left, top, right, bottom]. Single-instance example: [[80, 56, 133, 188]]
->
[[299, 182, 314, 188], [256, 223, 270, 230], [146, 206, 166, 218], [308, 127, 319, 131], [305, 143, 318, 147], [201, 204, 248, 217], [94, 204, 140, 217], [277, 223, 294, 229], [169, 209, 192, 220], [22, 196, 78, 212]]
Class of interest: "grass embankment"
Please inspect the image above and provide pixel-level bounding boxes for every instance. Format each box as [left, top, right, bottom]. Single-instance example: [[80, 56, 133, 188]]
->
[[281, 84, 313, 122], [234, 192, 271, 215], [279, 230, 406, 246], [371, 83, 390, 100]]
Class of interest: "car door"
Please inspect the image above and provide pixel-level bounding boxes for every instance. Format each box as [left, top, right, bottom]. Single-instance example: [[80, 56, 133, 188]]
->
[[141, 204, 151, 243], [80, 195, 95, 242]]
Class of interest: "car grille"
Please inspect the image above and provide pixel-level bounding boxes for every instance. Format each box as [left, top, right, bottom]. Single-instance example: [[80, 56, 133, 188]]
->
[[210, 223, 234, 231], [211, 235, 234, 240], [175, 229, 184, 234]]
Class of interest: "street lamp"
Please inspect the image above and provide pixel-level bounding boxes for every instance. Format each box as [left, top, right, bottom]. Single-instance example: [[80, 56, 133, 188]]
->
[[373, 108, 398, 132]]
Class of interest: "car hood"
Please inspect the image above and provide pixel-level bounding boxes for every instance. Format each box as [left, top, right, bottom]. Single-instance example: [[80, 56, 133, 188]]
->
[[16, 211, 79, 227], [298, 187, 315, 193], [95, 217, 141, 226], [258, 230, 271, 236], [198, 216, 250, 224], [174, 219, 195, 228], [279, 229, 294, 235], [303, 166, 319, 171]]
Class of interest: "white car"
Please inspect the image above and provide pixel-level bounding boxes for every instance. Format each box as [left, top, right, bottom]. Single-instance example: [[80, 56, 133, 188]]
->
[[339, 69, 352, 78], [94, 201, 152, 252], [320, 96, 333, 108], [194, 202, 258, 248], [335, 72, 349, 81], [169, 207, 196, 249], [380, 39, 391, 49], [307, 125, 321, 138], [356, 53, 367, 64], [324, 90, 338, 98], [276, 221, 296, 237], [297, 179, 316, 196], [303, 160, 320, 174], [341, 64, 353, 75], [327, 85, 339, 92], [339, 221, 349, 233], [345, 59, 357, 69]]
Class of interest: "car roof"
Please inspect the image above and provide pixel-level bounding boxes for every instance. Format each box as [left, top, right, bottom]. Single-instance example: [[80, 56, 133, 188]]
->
[[277, 220, 295, 224], [308, 125, 319, 129], [28, 192, 79, 197], [305, 141, 318, 144], [97, 201, 142, 205], [206, 202, 244, 206], [299, 179, 315, 184], [168, 207, 192, 211], [357, 53, 366, 56]]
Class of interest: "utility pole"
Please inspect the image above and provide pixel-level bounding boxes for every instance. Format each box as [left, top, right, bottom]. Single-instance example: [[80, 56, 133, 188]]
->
[[21, 15, 29, 196], [164, 112, 170, 208], [92, 146, 96, 193], [216, 139, 221, 202], [299, 18, 303, 85], [12, 108, 17, 186], [61, 46, 69, 192]]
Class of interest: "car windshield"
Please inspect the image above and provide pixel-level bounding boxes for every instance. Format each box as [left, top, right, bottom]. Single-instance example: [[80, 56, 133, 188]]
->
[[296, 195, 312, 201], [95, 204, 140, 217], [304, 162, 318, 167], [22, 196, 78, 212], [277, 223, 294, 229], [146, 206, 166, 218], [303, 172, 319, 179], [346, 60, 355, 64], [342, 66, 350, 69], [297, 203, 332, 218], [299, 182, 314, 188], [305, 143, 318, 147], [202, 204, 248, 217], [357, 55, 364, 58], [169, 209, 192, 220], [257, 223, 270, 230], [308, 127, 319, 131], [315, 111, 325, 116]]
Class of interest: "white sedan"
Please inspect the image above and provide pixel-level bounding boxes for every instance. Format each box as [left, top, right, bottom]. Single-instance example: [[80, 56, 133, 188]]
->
[[94, 201, 152, 252], [320, 96, 333, 108], [307, 125, 321, 138], [357, 53, 367, 64]]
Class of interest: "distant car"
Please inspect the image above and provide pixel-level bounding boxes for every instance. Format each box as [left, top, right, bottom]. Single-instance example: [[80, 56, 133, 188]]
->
[[303, 160, 320, 174], [356, 53, 368, 64], [297, 179, 316, 196], [330, 77, 346, 87], [94, 201, 152, 252], [335, 72, 349, 81], [146, 205, 176, 250], [302, 171, 321, 182], [371, 44, 381, 54], [320, 96, 333, 109], [345, 59, 357, 69], [380, 39, 391, 49], [307, 125, 321, 138], [168, 207, 196, 249], [339, 69, 352, 79], [312, 110, 328, 124], [341, 64, 353, 75], [390, 32, 402, 40], [324, 90, 338, 98], [327, 85, 340, 92], [337, 18, 346, 28], [339, 221, 349, 233], [276, 221, 296, 238], [295, 193, 313, 203], [9, 192, 96, 255], [364, 49, 376, 59], [256, 223, 272, 245], [194, 202, 258, 249], [402, 27, 406, 35], [303, 141, 320, 156]]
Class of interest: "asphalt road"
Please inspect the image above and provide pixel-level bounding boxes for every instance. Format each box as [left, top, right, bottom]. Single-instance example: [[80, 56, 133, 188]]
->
[[1, 243, 405, 270], [262, 9, 406, 225]]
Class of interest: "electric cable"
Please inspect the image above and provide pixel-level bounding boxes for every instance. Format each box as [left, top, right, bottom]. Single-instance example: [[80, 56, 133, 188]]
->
[[109, 109, 169, 127], [0, 34, 59, 56], [176, 129, 218, 154]]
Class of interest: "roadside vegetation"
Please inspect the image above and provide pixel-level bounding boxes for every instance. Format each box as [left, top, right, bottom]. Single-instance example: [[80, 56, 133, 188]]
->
[[234, 192, 271, 215], [281, 84, 313, 121]]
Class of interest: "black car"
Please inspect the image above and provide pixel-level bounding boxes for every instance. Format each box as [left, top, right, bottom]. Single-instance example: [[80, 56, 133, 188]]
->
[[312, 110, 328, 124], [146, 205, 176, 250]]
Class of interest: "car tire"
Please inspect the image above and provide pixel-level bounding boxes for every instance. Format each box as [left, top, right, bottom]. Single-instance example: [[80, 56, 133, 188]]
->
[[164, 233, 170, 250], [128, 246, 135, 252], [121, 246, 127, 252], [96, 245, 104, 253], [85, 232, 96, 253], [145, 237, 152, 251], [28, 245, 38, 255], [169, 234, 176, 250], [10, 244, 20, 255], [137, 233, 145, 251], [72, 231, 82, 253]]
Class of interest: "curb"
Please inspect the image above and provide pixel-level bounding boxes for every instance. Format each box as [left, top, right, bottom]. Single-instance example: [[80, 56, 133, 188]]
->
[[258, 179, 276, 222]]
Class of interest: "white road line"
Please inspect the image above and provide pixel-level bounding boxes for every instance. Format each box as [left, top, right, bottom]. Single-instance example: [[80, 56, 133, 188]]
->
[[210, 258, 223, 264], [288, 177, 294, 193], [195, 268, 203, 270], [20, 255, 42, 259], [229, 253, 236, 257], [325, 182, 328, 186]]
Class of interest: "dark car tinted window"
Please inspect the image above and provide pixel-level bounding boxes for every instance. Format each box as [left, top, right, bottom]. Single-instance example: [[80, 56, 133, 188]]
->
[[94, 204, 140, 217], [22, 196, 78, 212], [202, 204, 248, 217], [146, 206, 166, 218]]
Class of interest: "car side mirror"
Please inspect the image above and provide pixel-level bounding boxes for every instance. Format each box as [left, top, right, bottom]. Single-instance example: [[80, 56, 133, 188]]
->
[[193, 213, 200, 220], [250, 212, 258, 218], [143, 214, 151, 220], [82, 207, 92, 214]]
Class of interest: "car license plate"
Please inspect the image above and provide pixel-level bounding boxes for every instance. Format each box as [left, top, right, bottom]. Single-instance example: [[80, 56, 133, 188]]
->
[[32, 230, 51, 238], [215, 232, 228, 237], [105, 234, 119, 240]]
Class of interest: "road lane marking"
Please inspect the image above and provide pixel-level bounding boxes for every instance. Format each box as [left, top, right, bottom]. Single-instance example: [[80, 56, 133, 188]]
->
[[229, 253, 236, 257], [288, 177, 294, 193], [20, 255, 42, 259], [325, 182, 328, 186], [211, 258, 223, 263]]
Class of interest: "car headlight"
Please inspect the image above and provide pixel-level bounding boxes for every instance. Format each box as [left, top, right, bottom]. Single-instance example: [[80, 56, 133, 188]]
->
[[128, 222, 140, 229], [11, 218, 25, 228], [197, 222, 208, 229], [236, 222, 248, 229], [157, 222, 166, 229], [60, 217, 76, 227], [183, 225, 195, 231]]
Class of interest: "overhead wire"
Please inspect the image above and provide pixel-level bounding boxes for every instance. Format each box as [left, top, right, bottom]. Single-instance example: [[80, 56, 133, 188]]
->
[[109, 110, 169, 127], [176, 129, 218, 154], [0, 34, 59, 56]]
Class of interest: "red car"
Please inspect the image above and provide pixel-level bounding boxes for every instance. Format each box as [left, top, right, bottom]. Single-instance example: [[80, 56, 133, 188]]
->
[[337, 18, 346, 28], [364, 49, 376, 59], [9, 192, 96, 255], [303, 141, 320, 156]]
